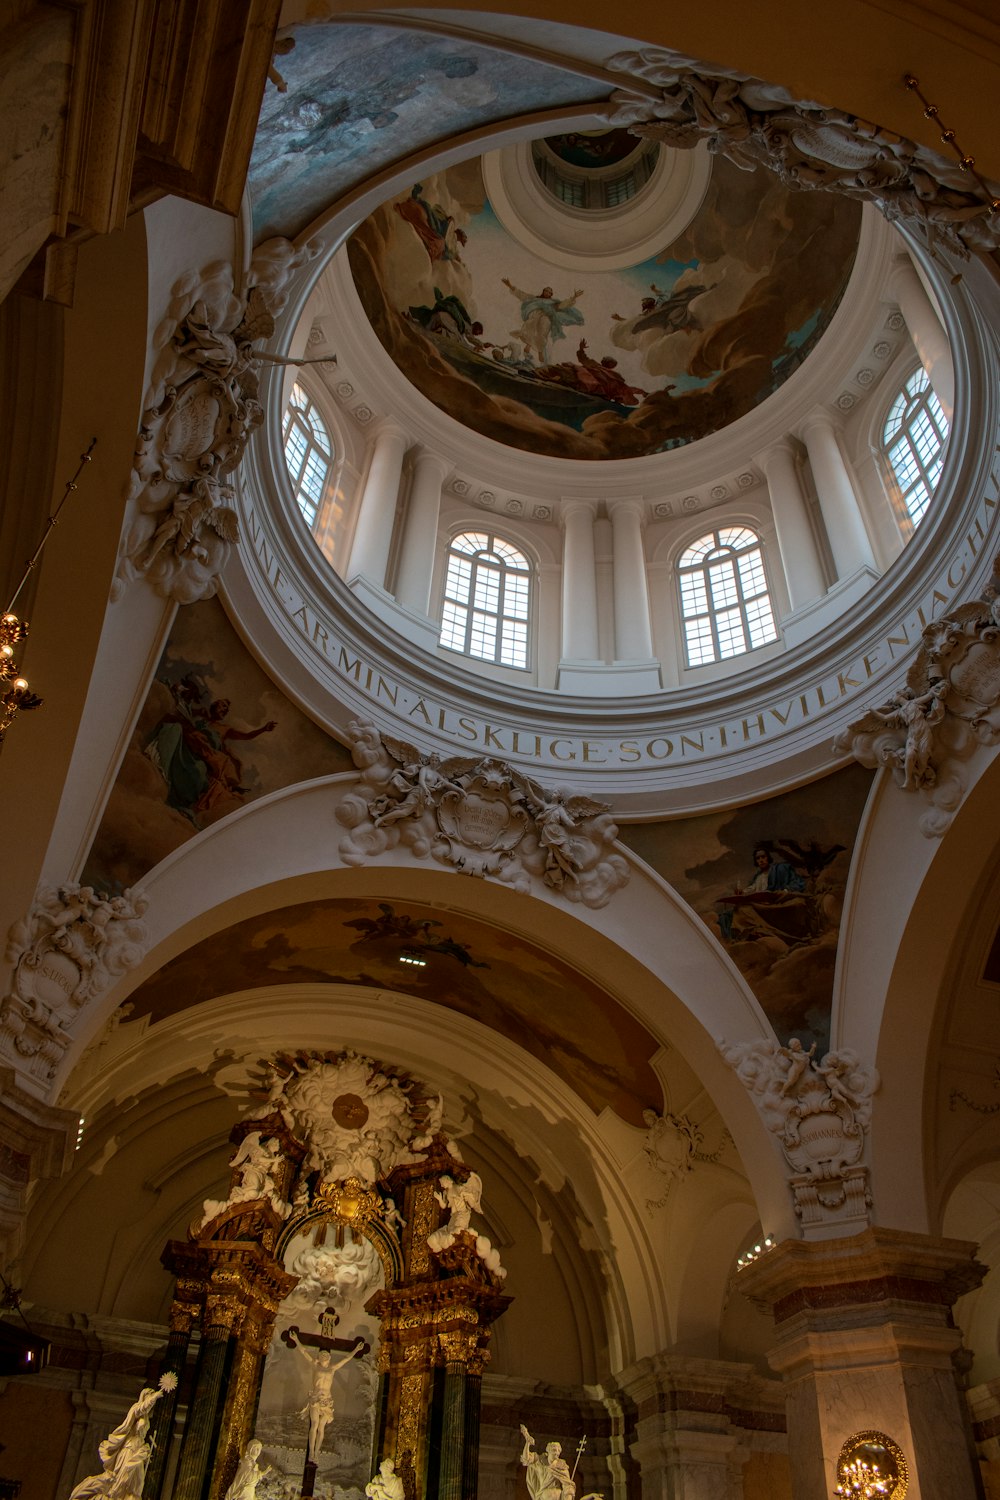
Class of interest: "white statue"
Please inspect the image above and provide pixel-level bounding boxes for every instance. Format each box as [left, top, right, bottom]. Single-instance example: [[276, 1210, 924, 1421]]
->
[[296, 1337, 365, 1463], [224, 1439, 270, 1500], [69, 1377, 175, 1500], [427, 1172, 506, 1278], [411, 1093, 444, 1149], [199, 1132, 290, 1228], [427, 1173, 482, 1249], [519, 1427, 602, 1500], [366, 1458, 405, 1500]]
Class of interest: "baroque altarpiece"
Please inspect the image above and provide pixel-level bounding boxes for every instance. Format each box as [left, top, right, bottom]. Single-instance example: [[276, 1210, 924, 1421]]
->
[[151, 1050, 510, 1500]]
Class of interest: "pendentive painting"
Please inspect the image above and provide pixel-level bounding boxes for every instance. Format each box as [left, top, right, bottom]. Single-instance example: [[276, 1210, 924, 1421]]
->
[[347, 152, 862, 461], [619, 763, 874, 1051], [83, 597, 351, 892]]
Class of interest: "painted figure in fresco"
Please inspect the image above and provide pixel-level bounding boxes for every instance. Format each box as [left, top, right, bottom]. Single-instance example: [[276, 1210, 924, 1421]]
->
[[572, 340, 648, 405], [144, 679, 277, 821], [296, 1337, 366, 1462], [394, 184, 467, 264], [366, 1458, 405, 1500], [224, 1439, 271, 1500], [717, 844, 806, 942], [501, 278, 585, 363], [407, 288, 483, 345]]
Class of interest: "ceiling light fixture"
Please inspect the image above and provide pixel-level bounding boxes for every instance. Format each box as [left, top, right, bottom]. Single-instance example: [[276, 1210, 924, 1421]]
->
[[1, 438, 96, 744]]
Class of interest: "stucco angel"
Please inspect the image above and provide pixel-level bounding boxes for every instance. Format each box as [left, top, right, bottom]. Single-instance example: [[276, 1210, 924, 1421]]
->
[[851, 677, 949, 790]]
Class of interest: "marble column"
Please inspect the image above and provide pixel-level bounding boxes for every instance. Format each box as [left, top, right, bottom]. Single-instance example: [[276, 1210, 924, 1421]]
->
[[759, 440, 827, 610], [613, 1354, 779, 1500], [560, 499, 600, 662], [739, 1228, 986, 1500], [887, 255, 955, 421], [171, 1319, 235, 1500], [348, 422, 409, 590], [394, 449, 450, 616], [609, 498, 654, 661], [438, 1359, 467, 1500], [799, 411, 876, 581], [146, 1306, 196, 1500]]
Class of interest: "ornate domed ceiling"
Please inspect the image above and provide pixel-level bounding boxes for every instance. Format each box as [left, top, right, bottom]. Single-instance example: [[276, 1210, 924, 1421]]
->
[[347, 145, 862, 461]]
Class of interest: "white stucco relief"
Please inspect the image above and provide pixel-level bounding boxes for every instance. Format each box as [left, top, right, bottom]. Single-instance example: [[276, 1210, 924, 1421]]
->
[[116, 237, 320, 605], [336, 718, 629, 908], [0, 884, 149, 1080], [836, 553, 1000, 834], [605, 49, 1000, 256], [719, 1037, 879, 1235]]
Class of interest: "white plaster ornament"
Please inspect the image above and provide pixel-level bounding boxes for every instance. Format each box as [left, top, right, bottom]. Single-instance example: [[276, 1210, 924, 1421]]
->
[[718, 1037, 879, 1231], [604, 48, 1000, 256], [1, 884, 149, 1080], [199, 1131, 292, 1229], [116, 238, 322, 604], [835, 555, 1000, 835], [427, 1171, 506, 1279], [336, 720, 629, 909]]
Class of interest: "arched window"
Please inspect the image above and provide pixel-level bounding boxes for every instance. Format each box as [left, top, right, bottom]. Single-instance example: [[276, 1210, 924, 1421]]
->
[[282, 382, 333, 528], [678, 526, 778, 667], [882, 367, 949, 528], [439, 531, 531, 669]]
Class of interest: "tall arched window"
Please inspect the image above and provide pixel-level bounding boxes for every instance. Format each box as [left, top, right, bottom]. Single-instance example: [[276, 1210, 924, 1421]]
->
[[439, 531, 531, 669], [678, 526, 778, 667], [282, 382, 333, 528], [882, 367, 949, 528]]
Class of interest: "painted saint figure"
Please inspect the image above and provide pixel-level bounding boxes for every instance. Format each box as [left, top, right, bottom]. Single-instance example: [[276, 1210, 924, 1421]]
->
[[501, 278, 584, 363], [296, 1336, 366, 1463]]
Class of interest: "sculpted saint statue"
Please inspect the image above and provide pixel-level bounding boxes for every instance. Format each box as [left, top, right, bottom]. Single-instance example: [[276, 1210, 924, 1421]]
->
[[69, 1385, 167, 1500], [366, 1458, 405, 1500], [223, 1439, 270, 1500]]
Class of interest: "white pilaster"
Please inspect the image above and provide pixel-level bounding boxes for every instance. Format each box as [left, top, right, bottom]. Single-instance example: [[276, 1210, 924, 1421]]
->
[[394, 449, 450, 617], [609, 497, 655, 661], [800, 411, 877, 582], [887, 254, 955, 421], [347, 421, 409, 591], [759, 439, 827, 611], [559, 498, 600, 663]]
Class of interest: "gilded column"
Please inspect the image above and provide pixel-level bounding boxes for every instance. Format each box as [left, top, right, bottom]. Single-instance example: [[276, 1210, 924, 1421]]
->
[[799, 411, 876, 581], [395, 449, 450, 616], [348, 421, 409, 590], [171, 1292, 242, 1500], [209, 1304, 275, 1500]]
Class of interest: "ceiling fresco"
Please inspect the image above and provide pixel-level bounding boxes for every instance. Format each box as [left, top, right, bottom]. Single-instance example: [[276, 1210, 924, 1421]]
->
[[347, 154, 862, 460], [82, 597, 351, 893], [122, 898, 665, 1127], [619, 763, 874, 1052], [248, 22, 607, 241]]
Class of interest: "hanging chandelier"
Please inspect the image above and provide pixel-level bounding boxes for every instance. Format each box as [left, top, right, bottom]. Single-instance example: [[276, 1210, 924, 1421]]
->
[[1, 438, 96, 744]]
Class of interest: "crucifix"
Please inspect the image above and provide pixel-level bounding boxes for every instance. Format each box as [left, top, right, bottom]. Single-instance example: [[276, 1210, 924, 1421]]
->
[[282, 1315, 371, 1497]]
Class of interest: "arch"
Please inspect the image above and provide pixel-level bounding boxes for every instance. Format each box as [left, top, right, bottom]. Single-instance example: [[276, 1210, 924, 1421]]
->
[[55, 776, 797, 1240]]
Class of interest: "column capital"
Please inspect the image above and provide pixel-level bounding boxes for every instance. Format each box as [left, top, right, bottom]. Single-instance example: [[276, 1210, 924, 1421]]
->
[[409, 446, 452, 482], [758, 435, 801, 468], [559, 496, 598, 525], [371, 417, 410, 451], [607, 495, 646, 523], [738, 1226, 986, 1322], [797, 407, 839, 443]]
